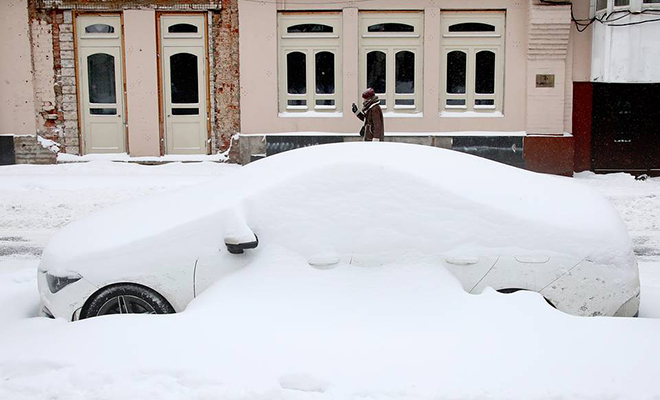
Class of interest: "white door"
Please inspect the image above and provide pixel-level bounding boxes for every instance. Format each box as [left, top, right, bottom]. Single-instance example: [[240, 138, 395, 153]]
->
[[76, 16, 125, 153], [160, 15, 208, 154]]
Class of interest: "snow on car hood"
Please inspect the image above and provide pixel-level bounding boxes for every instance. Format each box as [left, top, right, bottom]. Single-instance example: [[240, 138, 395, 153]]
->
[[40, 142, 633, 272]]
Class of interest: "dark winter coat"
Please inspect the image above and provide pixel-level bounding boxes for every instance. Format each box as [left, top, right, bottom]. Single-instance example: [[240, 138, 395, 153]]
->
[[354, 97, 384, 142]]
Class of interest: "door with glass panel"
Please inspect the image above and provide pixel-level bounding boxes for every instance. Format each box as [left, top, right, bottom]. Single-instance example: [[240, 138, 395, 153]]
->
[[160, 15, 208, 154], [76, 16, 125, 153]]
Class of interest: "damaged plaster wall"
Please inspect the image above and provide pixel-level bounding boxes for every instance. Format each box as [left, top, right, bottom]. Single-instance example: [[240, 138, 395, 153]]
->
[[212, 0, 240, 155], [1, 0, 38, 137], [27, 0, 240, 158]]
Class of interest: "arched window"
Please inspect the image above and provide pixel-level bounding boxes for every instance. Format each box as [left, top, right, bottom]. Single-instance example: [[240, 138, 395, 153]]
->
[[366, 51, 386, 95], [315, 52, 335, 95], [87, 53, 116, 104], [85, 24, 114, 34], [288, 24, 333, 33], [395, 51, 415, 94], [446, 51, 467, 95], [287, 52, 307, 96], [475, 51, 495, 94], [448, 23, 495, 32], [441, 12, 504, 112], [170, 53, 199, 104], [278, 13, 341, 112], [368, 23, 414, 32], [168, 23, 198, 33]]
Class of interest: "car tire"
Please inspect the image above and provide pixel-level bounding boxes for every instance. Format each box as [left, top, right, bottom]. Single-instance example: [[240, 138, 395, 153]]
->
[[497, 288, 556, 308], [80, 283, 175, 320]]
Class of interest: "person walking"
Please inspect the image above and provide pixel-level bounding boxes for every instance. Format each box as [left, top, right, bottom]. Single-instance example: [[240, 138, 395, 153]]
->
[[352, 88, 384, 142]]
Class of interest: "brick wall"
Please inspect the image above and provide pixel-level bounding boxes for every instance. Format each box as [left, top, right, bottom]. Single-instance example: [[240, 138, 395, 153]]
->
[[58, 10, 79, 154], [211, 0, 240, 155], [28, 0, 238, 158]]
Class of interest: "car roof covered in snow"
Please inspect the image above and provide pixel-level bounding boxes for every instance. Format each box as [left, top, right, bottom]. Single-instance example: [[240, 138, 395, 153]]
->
[[41, 142, 632, 269]]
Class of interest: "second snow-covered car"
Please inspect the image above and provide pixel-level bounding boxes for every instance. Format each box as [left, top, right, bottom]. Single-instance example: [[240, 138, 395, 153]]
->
[[37, 142, 640, 320]]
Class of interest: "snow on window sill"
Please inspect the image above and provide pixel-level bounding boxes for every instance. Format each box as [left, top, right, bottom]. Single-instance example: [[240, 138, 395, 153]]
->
[[278, 111, 344, 118], [383, 111, 423, 118], [440, 111, 504, 118]]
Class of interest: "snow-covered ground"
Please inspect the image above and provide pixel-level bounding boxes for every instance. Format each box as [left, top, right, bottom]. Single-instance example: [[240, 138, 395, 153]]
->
[[0, 159, 659, 399]]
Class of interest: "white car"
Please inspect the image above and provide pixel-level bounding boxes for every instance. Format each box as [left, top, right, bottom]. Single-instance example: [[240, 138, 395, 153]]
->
[[37, 142, 640, 320]]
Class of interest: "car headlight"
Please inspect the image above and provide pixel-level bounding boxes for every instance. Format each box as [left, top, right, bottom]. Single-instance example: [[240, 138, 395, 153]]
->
[[46, 272, 82, 294]]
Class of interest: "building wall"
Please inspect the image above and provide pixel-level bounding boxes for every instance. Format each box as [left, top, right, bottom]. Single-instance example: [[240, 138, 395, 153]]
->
[[592, 13, 660, 83], [24, 0, 239, 157], [124, 10, 160, 157], [239, 0, 578, 138], [239, 0, 532, 135], [0, 0, 37, 137]]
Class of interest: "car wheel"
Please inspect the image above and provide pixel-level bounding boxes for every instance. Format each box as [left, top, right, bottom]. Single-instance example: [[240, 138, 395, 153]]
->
[[497, 288, 556, 308], [80, 283, 175, 319]]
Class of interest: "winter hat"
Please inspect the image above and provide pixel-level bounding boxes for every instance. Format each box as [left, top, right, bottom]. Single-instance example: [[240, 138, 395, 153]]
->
[[362, 88, 376, 99]]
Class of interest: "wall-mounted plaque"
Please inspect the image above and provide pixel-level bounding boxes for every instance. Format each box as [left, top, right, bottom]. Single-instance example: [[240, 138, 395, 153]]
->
[[536, 74, 555, 88]]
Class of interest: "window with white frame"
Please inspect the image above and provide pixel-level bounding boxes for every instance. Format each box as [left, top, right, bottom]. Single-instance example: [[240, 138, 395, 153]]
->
[[595, 0, 660, 15], [278, 13, 341, 113], [359, 12, 423, 113], [440, 12, 505, 114]]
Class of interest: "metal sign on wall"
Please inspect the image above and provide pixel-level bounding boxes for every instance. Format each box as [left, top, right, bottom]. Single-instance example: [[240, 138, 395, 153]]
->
[[536, 74, 555, 88]]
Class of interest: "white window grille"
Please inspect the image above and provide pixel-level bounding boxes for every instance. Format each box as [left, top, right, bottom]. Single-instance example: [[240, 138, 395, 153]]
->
[[359, 12, 424, 113], [440, 12, 505, 115], [278, 13, 342, 113]]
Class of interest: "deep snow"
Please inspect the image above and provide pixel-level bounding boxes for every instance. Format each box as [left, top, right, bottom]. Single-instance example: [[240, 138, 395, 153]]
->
[[0, 157, 659, 400]]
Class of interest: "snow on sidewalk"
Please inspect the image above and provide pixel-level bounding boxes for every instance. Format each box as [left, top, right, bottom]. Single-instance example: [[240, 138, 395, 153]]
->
[[0, 161, 659, 400]]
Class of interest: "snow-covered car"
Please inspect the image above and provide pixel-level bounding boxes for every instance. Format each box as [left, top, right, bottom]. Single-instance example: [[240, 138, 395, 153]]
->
[[37, 142, 640, 320]]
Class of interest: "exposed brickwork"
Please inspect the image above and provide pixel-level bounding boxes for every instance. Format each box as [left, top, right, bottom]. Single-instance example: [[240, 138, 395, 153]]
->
[[28, 0, 238, 158], [57, 10, 79, 153], [211, 0, 240, 156]]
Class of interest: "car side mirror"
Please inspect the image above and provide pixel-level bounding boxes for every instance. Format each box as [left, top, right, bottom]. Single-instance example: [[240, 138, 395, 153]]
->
[[224, 233, 259, 254]]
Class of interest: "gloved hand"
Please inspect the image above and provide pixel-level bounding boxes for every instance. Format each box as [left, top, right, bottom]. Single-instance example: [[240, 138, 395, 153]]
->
[[351, 103, 358, 113]]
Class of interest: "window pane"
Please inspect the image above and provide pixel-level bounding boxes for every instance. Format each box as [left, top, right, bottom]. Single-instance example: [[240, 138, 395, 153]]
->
[[85, 24, 114, 34], [288, 24, 333, 33], [316, 99, 335, 106], [287, 52, 307, 95], [475, 51, 495, 94], [395, 51, 415, 94], [288, 99, 307, 106], [367, 51, 386, 94], [643, 0, 660, 3], [90, 108, 116, 115], [168, 24, 198, 33], [172, 108, 199, 115], [170, 53, 199, 104], [368, 23, 414, 32], [395, 99, 415, 106], [315, 52, 335, 94], [475, 99, 495, 106], [448, 23, 495, 32], [446, 99, 466, 106], [446, 51, 466, 94], [614, 0, 629, 5], [87, 53, 116, 104], [596, 0, 607, 10]]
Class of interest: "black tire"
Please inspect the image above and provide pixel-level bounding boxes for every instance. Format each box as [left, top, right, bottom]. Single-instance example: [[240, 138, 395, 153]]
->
[[80, 283, 175, 320], [496, 288, 556, 309]]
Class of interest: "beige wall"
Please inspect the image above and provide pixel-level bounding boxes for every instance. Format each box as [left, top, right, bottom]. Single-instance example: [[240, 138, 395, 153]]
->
[[239, 0, 531, 135], [123, 10, 161, 156], [1, 0, 37, 136], [571, 0, 593, 82]]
